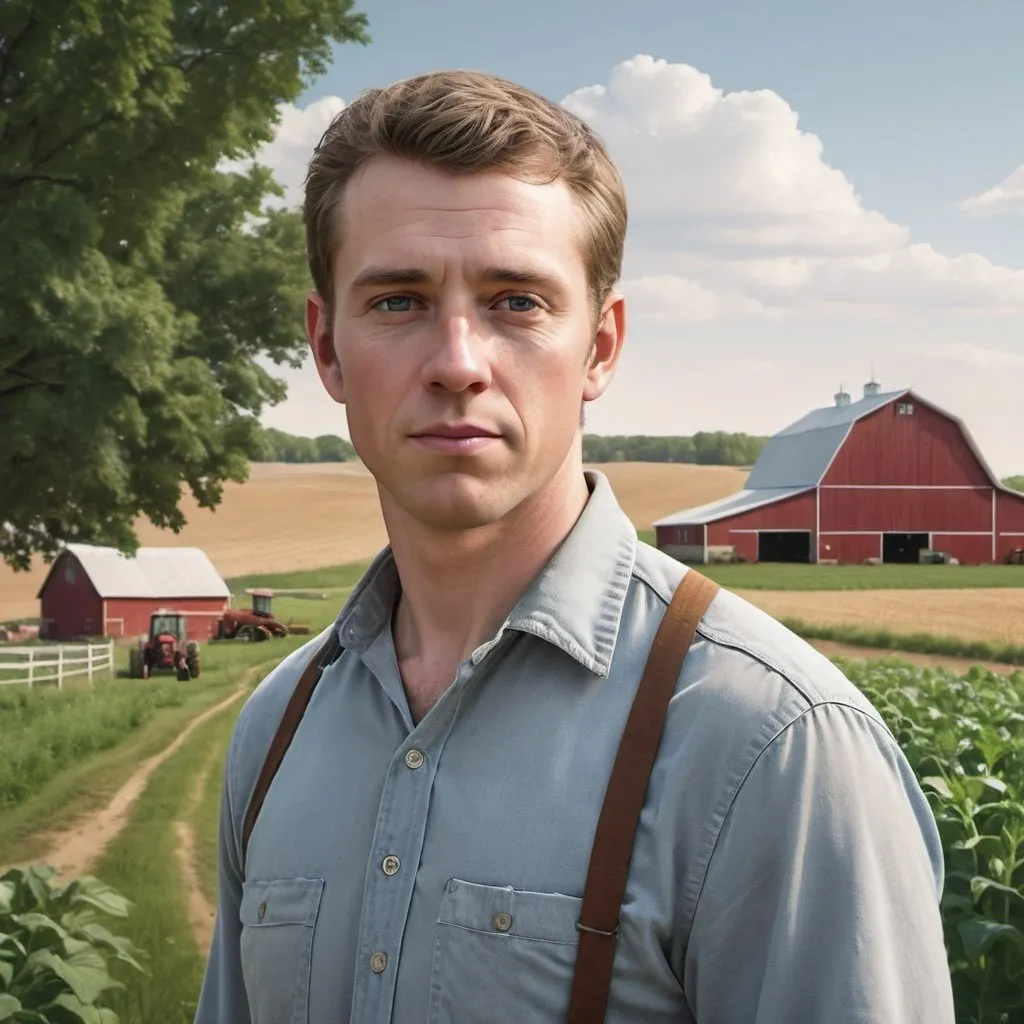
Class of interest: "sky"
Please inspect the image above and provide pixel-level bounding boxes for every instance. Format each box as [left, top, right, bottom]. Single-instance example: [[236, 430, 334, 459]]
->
[[249, 0, 1024, 476]]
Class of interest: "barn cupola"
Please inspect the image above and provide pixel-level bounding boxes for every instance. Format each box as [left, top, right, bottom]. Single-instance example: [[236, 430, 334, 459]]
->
[[834, 386, 851, 407], [864, 377, 882, 398]]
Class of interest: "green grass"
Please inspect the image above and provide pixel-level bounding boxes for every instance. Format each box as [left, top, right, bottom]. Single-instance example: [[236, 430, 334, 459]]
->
[[784, 618, 1024, 667], [226, 561, 368, 593], [0, 639, 306, 867], [632, 533, 1024, 589], [93, 708, 237, 1024], [190, 705, 236, 909]]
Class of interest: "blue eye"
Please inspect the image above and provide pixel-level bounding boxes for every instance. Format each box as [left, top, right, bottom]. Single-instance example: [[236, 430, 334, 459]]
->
[[374, 295, 415, 312], [502, 296, 537, 312]]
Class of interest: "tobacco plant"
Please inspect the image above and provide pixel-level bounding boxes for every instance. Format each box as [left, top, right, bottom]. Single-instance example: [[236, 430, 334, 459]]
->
[[0, 864, 145, 1023], [848, 660, 1024, 1024]]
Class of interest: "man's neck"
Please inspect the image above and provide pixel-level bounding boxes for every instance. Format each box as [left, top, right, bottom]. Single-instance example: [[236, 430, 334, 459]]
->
[[382, 461, 591, 716]]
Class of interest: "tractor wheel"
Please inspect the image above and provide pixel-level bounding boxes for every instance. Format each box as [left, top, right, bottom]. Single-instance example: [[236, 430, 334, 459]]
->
[[129, 648, 143, 678], [186, 641, 200, 679]]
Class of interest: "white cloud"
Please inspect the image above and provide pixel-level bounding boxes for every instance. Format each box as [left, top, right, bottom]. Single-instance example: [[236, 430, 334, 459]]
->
[[938, 341, 1024, 370], [621, 275, 777, 321], [960, 164, 1024, 216], [221, 95, 347, 211], [561, 55, 1024, 317]]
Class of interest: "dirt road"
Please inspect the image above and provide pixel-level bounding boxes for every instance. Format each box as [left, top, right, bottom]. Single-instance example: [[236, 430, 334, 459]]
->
[[0, 683, 250, 880]]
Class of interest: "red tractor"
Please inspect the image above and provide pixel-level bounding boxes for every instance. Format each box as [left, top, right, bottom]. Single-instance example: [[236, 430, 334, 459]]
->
[[129, 611, 200, 681], [214, 589, 292, 642]]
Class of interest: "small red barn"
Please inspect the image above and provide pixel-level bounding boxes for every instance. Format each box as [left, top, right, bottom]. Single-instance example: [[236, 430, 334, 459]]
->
[[37, 543, 231, 640], [654, 382, 1024, 566]]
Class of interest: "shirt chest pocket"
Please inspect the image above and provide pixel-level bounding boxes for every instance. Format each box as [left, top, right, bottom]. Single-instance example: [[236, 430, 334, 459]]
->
[[427, 878, 583, 1024], [240, 876, 324, 1024]]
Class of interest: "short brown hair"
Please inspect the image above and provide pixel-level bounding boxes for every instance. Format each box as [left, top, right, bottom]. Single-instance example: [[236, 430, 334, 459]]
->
[[303, 69, 628, 314]]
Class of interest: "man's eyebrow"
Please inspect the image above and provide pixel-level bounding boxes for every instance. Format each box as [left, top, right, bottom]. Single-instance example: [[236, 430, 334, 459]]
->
[[350, 267, 431, 290], [348, 265, 564, 291]]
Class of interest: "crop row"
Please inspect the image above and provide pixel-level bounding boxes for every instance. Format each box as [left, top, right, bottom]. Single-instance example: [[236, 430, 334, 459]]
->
[[845, 658, 1024, 1024]]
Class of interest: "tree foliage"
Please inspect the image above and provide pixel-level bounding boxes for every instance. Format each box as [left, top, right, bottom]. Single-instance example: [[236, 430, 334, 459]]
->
[[582, 432, 768, 467], [0, 0, 368, 571], [255, 427, 356, 463], [1003, 476, 1024, 493]]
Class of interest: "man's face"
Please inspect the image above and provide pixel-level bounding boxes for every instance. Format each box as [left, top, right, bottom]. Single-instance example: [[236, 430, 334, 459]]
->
[[306, 155, 625, 532]]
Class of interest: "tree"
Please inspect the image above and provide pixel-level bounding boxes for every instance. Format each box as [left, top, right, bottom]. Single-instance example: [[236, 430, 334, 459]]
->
[[0, 0, 368, 571], [1004, 476, 1024, 493]]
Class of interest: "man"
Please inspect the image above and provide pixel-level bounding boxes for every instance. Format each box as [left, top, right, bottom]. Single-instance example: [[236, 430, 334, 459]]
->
[[195, 70, 955, 1023]]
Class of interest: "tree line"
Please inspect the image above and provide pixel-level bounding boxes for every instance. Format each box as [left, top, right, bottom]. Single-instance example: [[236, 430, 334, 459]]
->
[[1005, 476, 1024, 492], [583, 432, 768, 466]]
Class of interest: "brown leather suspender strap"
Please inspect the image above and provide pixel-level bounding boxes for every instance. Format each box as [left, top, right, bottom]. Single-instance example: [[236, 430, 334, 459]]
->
[[239, 568, 719, 1024], [240, 634, 338, 869], [566, 568, 720, 1024]]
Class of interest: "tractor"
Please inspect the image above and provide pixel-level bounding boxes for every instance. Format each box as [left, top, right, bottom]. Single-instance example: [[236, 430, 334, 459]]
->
[[214, 589, 293, 642], [129, 611, 200, 681]]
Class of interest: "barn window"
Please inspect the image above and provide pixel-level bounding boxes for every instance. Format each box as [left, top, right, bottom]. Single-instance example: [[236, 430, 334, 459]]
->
[[897, 402, 915, 416], [64, 564, 77, 583]]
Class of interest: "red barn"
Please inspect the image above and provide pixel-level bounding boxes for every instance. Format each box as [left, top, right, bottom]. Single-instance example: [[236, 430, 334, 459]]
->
[[37, 543, 231, 640], [654, 382, 1024, 566]]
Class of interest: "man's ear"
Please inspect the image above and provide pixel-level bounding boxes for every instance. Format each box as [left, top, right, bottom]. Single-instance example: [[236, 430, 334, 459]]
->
[[305, 290, 346, 404], [582, 291, 626, 403]]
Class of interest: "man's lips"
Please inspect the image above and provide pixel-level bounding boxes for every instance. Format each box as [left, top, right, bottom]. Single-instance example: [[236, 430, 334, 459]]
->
[[409, 424, 502, 453]]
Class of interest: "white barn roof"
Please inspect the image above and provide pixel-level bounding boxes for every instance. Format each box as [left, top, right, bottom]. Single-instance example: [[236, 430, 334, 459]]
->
[[39, 543, 230, 600], [653, 487, 812, 528]]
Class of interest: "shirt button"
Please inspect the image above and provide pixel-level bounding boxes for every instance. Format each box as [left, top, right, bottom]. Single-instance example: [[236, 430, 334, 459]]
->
[[370, 951, 388, 974], [492, 912, 513, 932], [257, 902, 267, 921], [382, 854, 401, 876], [405, 749, 424, 769]]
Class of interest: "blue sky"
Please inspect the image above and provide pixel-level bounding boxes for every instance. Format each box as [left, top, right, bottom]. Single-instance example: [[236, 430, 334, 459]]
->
[[253, 0, 1024, 475]]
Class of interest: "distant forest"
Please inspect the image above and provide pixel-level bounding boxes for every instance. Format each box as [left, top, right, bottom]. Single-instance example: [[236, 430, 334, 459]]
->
[[254, 427, 769, 467]]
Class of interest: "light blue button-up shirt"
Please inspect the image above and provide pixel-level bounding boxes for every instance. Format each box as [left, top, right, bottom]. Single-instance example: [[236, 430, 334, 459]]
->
[[195, 470, 955, 1023]]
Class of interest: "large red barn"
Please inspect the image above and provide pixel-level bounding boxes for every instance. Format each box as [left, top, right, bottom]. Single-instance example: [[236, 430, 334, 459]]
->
[[654, 382, 1024, 566], [37, 543, 231, 640]]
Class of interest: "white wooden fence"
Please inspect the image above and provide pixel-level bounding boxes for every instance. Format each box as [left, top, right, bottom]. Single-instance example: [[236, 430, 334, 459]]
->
[[0, 640, 115, 689]]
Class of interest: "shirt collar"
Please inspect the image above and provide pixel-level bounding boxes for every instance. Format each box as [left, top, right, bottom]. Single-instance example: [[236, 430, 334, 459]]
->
[[334, 470, 637, 678]]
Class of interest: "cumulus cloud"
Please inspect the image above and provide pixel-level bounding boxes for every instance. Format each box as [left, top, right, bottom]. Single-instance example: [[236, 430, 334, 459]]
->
[[561, 55, 1024, 317], [621, 275, 778, 320], [221, 95, 347, 210], [960, 164, 1024, 216]]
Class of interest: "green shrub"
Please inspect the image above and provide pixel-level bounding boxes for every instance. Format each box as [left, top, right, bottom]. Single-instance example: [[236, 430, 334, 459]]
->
[[0, 864, 145, 1022]]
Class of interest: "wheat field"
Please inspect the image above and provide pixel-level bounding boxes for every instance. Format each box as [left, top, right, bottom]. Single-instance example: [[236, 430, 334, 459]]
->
[[0, 461, 746, 621]]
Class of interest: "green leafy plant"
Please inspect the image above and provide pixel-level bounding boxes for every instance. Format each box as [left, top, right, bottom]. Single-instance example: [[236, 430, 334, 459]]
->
[[844, 659, 1024, 1023], [0, 864, 146, 1022]]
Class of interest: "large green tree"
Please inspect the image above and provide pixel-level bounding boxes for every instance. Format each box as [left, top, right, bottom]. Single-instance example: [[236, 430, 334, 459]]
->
[[0, 0, 368, 570]]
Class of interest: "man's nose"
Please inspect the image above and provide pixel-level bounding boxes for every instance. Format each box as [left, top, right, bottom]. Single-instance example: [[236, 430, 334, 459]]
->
[[420, 314, 492, 393]]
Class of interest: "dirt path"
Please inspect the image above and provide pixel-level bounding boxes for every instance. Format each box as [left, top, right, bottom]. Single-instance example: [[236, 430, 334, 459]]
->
[[175, 746, 220, 955], [1, 683, 249, 881], [810, 639, 1021, 677]]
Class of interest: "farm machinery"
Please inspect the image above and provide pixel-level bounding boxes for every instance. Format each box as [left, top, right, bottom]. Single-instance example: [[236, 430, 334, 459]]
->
[[213, 589, 309, 642], [128, 611, 200, 681]]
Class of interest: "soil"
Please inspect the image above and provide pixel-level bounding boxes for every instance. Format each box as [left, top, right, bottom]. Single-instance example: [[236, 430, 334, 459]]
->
[[174, 746, 219, 955]]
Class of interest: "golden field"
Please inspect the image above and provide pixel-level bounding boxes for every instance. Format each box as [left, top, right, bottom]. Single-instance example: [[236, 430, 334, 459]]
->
[[0, 461, 746, 621], [737, 588, 1024, 647]]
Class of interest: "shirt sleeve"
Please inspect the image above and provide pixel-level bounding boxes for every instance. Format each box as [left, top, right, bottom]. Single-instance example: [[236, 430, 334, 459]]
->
[[682, 700, 956, 1024], [193, 725, 251, 1024]]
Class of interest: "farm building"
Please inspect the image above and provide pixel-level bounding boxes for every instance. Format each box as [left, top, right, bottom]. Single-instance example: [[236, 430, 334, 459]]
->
[[36, 543, 231, 640], [654, 381, 1024, 566]]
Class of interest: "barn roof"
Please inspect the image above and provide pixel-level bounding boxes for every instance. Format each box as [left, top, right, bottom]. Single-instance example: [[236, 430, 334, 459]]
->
[[652, 487, 811, 528], [38, 543, 230, 600], [655, 384, 1017, 528], [744, 388, 908, 489]]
